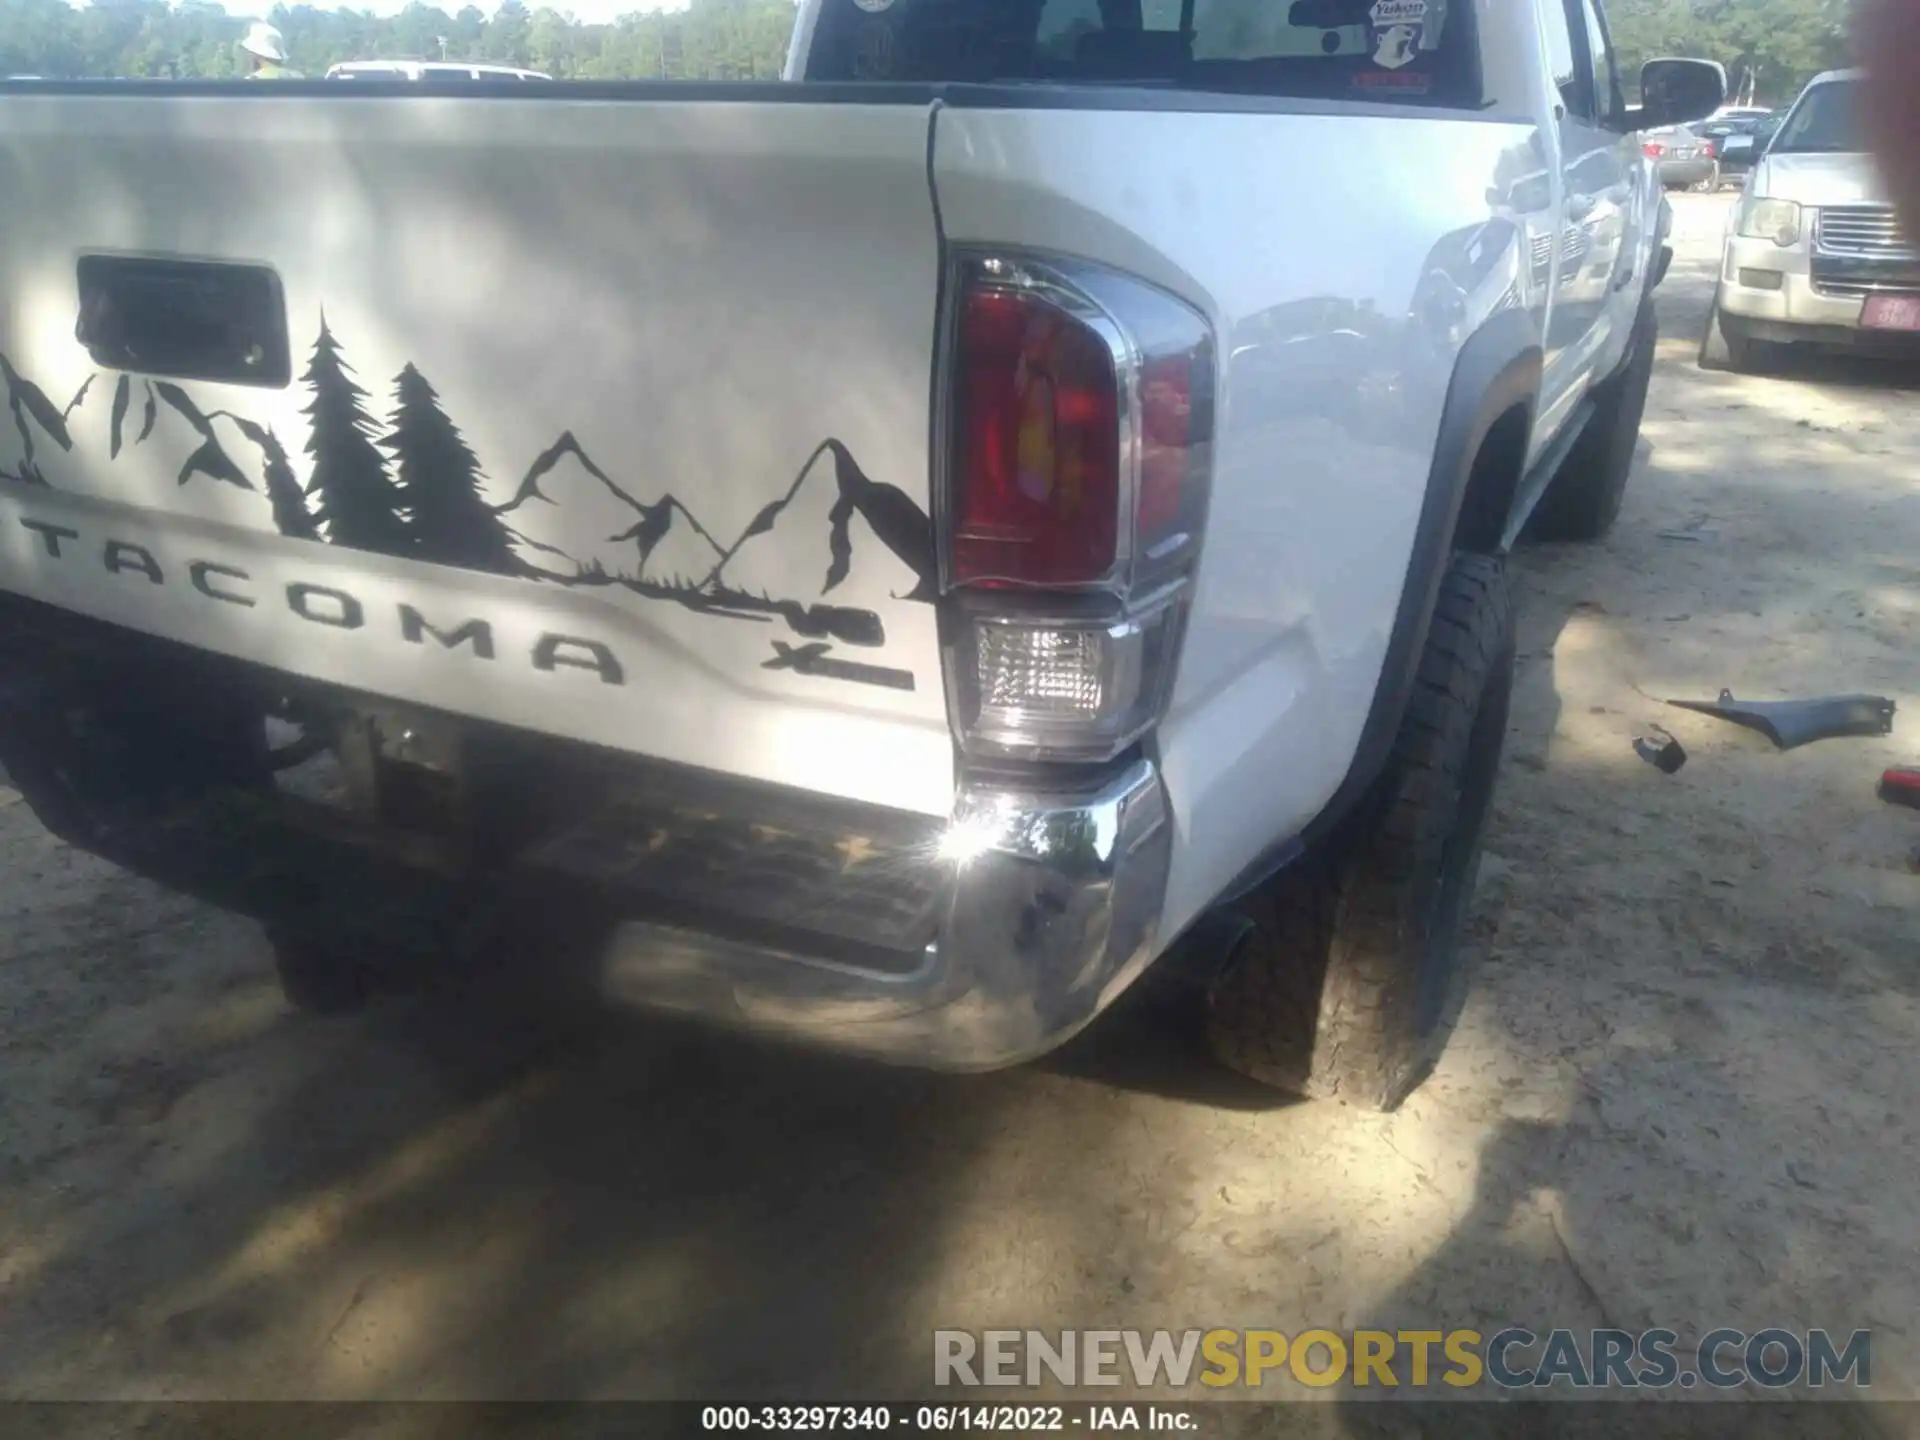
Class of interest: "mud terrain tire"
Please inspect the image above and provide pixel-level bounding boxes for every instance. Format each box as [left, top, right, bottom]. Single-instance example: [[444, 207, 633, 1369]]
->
[[1204, 553, 1515, 1111], [1529, 296, 1658, 542]]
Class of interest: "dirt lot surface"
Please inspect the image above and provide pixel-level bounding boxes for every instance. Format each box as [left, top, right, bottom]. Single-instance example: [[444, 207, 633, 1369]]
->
[[3, 194, 1919, 1428]]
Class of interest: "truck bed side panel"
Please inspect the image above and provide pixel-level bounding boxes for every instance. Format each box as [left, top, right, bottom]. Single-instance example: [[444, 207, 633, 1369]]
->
[[932, 105, 1545, 936]]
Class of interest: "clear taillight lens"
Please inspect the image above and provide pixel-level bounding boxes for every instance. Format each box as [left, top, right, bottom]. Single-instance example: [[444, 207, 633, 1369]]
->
[[954, 601, 1183, 762], [977, 624, 1109, 717], [940, 253, 1214, 764]]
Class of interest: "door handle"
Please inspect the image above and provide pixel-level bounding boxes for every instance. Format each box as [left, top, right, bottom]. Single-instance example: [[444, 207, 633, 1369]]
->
[[75, 255, 291, 389]]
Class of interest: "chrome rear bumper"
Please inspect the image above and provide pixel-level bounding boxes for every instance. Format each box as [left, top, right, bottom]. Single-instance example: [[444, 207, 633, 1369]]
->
[[0, 592, 1175, 1072], [595, 759, 1173, 1070]]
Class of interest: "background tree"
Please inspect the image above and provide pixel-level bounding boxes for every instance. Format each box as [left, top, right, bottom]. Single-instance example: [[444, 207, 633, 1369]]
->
[[1609, 0, 1852, 106], [382, 362, 521, 574], [0, 0, 1851, 111], [0, 0, 800, 79], [481, 0, 528, 63], [302, 321, 411, 557]]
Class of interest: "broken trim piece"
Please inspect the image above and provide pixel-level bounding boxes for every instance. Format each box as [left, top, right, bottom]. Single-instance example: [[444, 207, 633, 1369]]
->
[[1667, 690, 1896, 751]]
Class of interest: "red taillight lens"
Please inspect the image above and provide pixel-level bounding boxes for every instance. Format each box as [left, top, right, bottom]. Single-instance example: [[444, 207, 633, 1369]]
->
[[1703, 141, 1717, 159], [1138, 354, 1194, 544], [1644, 142, 1665, 158], [953, 287, 1119, 588]]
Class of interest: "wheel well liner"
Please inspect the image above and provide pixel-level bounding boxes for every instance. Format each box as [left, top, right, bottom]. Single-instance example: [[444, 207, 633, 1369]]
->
[[1454, 401, 1533, 553]]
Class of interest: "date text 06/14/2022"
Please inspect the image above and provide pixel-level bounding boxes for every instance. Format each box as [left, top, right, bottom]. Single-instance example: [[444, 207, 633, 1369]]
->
[[699, 1405, 1198, 1431]]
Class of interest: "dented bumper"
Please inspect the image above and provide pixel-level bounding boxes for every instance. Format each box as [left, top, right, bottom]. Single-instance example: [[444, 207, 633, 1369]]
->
[[593, 758, 1171, 1070], [0, 596, 1173, 1071]]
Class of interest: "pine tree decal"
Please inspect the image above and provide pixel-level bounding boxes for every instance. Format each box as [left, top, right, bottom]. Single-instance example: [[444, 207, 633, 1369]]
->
[[302, 320, 410, 557], [383, 364, 521, 575], [259, 428, 319, 543], [211, 411, 318, 541]]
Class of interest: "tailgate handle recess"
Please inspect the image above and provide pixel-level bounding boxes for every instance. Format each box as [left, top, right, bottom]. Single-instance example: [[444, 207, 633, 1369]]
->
[[76, 255, 291, 389]]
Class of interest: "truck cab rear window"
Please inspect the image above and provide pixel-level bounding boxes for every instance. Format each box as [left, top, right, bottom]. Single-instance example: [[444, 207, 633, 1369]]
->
[[801, 0, 1477, 105]]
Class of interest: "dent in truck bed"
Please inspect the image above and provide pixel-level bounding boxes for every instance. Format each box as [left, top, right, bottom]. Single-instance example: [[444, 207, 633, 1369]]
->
[[0, 313, 938, 694]]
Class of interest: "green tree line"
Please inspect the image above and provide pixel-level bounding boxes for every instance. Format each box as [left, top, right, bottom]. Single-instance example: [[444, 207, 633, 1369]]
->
[[0, 0, 797, 80], [1608, 0, 1853, 107], [0, 0, 1853, 98]]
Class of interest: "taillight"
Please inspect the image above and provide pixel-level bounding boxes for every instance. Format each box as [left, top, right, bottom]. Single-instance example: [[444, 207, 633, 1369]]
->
[[952, 287, 1120, 587], [1644, 142, 1666, 158], [1703, 141, 1717, 159], [940, 253, 1215, 764]]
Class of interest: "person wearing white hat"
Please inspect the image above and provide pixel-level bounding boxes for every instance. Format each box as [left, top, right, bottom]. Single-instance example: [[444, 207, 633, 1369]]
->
[[240, 21, 301, 78]]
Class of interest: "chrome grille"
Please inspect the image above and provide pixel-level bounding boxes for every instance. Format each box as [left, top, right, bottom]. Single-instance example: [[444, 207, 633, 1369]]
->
[[1529, 232, 1553, 284], [1812, 277, 1920, 300], [1816, 206, 1917, 260]]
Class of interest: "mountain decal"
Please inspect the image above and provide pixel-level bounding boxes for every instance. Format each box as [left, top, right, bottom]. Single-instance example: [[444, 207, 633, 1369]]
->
[[0, 320, 939, 681]]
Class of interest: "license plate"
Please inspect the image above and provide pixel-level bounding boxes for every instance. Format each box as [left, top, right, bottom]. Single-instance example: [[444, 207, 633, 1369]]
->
[[1862, 294, 1920, 331]]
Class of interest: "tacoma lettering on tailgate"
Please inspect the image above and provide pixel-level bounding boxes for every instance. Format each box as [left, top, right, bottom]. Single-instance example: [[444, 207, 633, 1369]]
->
[[0, 318, 938, 692]]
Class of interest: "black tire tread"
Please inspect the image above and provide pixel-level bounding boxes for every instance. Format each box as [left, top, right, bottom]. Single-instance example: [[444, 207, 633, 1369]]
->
[[1205, 554, 1515, 1111], [1529, 297, 1659, 542], [268, 928, 464, 1014], [269, 930, 381, 1014]]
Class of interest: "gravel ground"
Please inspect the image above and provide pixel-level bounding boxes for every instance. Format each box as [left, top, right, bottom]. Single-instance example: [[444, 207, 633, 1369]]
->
[[1, 194, 1918, 1429]]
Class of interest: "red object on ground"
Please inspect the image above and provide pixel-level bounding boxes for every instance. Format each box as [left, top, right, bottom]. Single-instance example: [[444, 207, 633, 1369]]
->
[[1878, 768, 1920, 809]]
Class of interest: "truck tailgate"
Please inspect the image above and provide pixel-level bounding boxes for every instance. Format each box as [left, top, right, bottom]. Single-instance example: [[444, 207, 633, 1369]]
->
[[0, 94, 954, 815]]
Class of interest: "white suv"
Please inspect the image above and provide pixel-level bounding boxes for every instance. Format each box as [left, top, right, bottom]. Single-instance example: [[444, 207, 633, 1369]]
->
[[1702, 69, 1920, 370], [324, 61, 551, 82]]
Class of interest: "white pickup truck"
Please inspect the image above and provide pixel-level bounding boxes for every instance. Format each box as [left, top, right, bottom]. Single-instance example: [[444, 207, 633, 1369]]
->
[[0, 0, 1721, 1110]]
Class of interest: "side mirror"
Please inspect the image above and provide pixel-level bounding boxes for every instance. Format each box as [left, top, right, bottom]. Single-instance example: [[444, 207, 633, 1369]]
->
[[1639, 57, 1727, 129]]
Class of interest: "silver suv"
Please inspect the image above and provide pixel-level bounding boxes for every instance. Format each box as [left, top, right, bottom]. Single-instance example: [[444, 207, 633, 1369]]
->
[[1702, 69, 1920, 369]]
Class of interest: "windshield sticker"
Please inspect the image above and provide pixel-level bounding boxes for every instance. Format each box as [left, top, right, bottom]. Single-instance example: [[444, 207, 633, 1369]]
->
[[1369, 0, 1424, 67], [1370, 0, 1426, 24], [852, 0, 896, 14], [1370, 0, 1443, 67], [1372, 22, 1420, 68], [1354, 68, 1431, 95]]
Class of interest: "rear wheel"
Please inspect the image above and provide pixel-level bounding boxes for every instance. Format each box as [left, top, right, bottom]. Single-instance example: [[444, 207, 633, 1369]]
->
[[1527, 295, 1658, 543], [1204, 553, 1515, 1112], [268, 931, 386, 1014], [266, 930, 459, 1014]]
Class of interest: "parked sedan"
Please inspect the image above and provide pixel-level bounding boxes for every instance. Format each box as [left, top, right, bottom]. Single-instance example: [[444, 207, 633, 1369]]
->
[[1644, 125, 1718, 191]]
